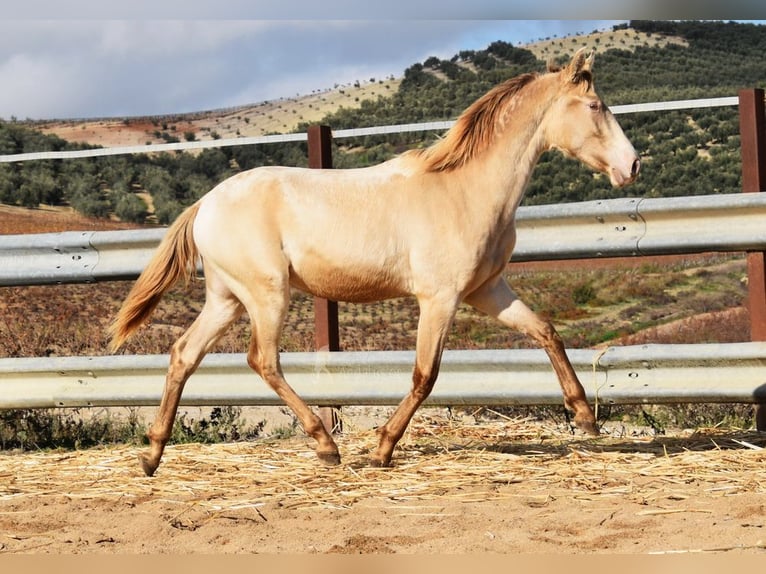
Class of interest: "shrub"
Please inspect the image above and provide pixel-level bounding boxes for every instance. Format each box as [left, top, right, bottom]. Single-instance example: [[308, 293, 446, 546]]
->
[[0, 406, 266, 451], [0, 408, 144, 450], [169, 407, 266, 444]]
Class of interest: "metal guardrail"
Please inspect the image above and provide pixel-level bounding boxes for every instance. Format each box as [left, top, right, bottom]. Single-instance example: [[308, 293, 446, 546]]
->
[[1, 343, 765, 409], [2, 192, 764, 286], [0, 228, 167, 285], [514, 192, 766, 259]]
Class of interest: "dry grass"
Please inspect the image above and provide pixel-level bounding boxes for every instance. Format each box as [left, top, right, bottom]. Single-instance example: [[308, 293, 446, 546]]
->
[[1, 414, 764, 515], [0, 204, 142, 235], [0, 255, 750, 360]]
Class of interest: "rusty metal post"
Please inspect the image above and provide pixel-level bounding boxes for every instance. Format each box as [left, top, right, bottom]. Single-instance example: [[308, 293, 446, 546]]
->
[[738, 88, 766, 431], [307, 125, 342, 433]]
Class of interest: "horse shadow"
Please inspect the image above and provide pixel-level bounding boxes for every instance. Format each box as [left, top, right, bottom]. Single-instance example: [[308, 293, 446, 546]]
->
[[384, 425, 766, 461]]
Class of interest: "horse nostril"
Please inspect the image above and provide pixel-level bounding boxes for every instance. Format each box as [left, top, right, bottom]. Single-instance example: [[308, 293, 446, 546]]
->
[[631, 158, 641, 177]]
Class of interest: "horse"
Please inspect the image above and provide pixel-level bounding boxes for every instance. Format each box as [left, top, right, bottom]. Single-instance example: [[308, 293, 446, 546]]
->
[[110, 48, 640, 477]]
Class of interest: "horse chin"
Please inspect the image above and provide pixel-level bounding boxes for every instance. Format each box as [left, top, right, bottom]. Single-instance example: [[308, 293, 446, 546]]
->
[[608, 167, 634, 188]]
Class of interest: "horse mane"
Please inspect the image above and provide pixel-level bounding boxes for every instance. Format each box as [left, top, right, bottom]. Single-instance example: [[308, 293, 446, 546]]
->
[[414, 72, 539, 173]]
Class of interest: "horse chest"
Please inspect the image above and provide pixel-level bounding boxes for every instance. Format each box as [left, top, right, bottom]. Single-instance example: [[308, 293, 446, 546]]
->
[[462, 225, 517, 287], [474, 223, 517, 269]]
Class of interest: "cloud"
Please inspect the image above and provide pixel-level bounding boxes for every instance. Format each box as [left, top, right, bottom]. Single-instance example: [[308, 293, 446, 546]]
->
[[7, 0, 762, 19], [0, 21, 275, 118], [0, 47, 86, 120], [0, 20, 625, 120]]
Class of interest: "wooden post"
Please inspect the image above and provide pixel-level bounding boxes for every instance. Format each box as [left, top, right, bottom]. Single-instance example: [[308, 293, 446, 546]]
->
[[307, 125, 342, 434], [738, 88, 766, 431]]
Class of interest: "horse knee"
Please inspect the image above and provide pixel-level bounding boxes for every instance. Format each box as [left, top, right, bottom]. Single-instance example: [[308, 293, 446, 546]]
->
[[540, 320, 558, 341], [169, 340, 190, 368], [246, 351, 261, 376], [411, 366, 438, 401], [246, 343, 268, 377], [529, 319, 564, 348], [248, 355, 282, 384]]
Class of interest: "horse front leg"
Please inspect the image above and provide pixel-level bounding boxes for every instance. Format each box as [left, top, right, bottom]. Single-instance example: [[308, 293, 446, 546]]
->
[[466, 276, 599, 436], [371, 295, 457, 467]]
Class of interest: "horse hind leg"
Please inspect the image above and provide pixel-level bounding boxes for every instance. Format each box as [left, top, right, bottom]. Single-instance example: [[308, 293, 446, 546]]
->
[[139, 275, 244, 477], [241, 280, 341, 465], [466, 277, 599, 436]]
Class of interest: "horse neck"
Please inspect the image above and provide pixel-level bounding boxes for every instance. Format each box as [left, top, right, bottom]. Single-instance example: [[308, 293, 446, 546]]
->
[[460, 77, 556, 227]]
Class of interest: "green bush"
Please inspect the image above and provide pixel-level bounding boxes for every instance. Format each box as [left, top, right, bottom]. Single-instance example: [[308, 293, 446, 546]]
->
[[0, 408, 144, 450], [169, 407, 266, 444], [0, 406, 266, 451]]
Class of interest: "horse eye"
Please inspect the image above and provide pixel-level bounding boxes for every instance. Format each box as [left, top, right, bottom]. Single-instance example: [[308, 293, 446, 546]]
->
[[588, 101, 601, 112]]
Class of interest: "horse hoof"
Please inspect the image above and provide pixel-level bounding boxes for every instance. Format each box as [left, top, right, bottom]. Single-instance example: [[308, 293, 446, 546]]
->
[[575, 419, 600, 437], [317, 451, 341, 466], [368, 457, 392, 468], [138, 453, 158, 477]]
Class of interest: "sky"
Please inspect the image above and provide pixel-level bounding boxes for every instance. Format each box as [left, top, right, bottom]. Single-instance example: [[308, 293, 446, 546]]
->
[[2, 1, 765, 121], [0, 20, 628, 121]]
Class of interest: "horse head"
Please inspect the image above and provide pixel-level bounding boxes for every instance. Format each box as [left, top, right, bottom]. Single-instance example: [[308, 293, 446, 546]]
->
[[543, 48, 640, 188]]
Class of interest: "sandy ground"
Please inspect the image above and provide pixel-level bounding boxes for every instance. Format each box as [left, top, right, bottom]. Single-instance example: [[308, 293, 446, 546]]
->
[[1, 412, 765, 556]]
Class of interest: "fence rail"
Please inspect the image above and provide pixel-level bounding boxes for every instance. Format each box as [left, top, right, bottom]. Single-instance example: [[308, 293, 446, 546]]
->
[[0, 96, 739, 164], [2, 344, 765, 410]]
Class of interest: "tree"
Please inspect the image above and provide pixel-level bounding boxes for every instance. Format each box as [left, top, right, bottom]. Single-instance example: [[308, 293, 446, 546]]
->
[[19, 169, 60, 207], [0, 164, 19, 204], [113, 190, 147, 223]]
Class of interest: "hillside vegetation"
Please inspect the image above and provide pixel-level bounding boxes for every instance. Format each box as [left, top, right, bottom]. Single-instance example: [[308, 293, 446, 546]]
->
[[0, 20, 762, 224]]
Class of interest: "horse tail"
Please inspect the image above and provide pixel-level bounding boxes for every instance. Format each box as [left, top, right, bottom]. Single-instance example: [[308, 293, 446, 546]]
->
[[108, 202, 201, 352]]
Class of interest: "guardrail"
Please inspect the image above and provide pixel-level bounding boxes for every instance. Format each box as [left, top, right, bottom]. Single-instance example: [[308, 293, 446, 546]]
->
[[3, 192, 766, 286], [2, 344, 765, 409]]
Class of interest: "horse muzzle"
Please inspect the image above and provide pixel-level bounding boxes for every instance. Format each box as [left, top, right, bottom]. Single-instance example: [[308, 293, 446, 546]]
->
[[609, 156, 641, 188]]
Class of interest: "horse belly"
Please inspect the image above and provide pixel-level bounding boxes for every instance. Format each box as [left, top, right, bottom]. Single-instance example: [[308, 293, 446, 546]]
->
[[288, 256, 408, 303]]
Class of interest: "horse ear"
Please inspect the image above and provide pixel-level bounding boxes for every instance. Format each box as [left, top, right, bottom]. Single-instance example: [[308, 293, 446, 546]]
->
[[583, 50, 595, 71], [567, 47, 595, 85]]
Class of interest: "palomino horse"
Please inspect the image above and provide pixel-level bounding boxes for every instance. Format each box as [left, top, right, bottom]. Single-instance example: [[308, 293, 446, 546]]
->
[[110, 49, 639, 476]]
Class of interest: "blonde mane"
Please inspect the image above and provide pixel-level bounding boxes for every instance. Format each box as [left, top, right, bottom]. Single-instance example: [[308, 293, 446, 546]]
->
[[416, 72, 539, 172]]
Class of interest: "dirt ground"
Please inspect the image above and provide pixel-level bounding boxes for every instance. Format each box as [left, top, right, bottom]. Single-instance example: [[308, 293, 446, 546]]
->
[[1, 411, 765, 555]]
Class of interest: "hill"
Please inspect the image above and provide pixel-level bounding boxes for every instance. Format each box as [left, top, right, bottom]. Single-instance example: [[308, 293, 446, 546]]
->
[[27, 26, 681, 149], [0, 20, 763, 224], [30, 78, 401, 148]]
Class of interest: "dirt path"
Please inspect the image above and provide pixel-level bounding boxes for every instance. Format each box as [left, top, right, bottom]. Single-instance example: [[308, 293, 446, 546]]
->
[[2, 415, 765, 555]]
